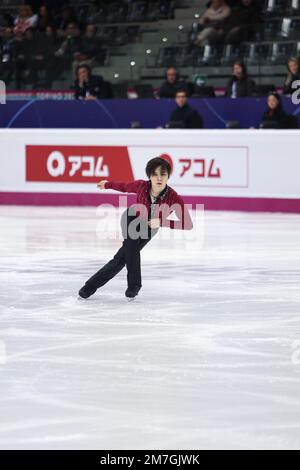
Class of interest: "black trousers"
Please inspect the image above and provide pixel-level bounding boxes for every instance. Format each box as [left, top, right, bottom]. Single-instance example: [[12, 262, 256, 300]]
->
[[86, 208, 159, 290]]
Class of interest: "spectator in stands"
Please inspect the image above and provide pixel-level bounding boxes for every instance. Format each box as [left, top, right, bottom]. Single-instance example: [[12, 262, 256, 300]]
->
[[15, 28, 36, 89], [52, 22, 82, 78], [31, 27, 60, 89], [36, 5, 54, 32], [74, 64, 105, 100], [55, 22, 82, 58], [261, 92, 289, 129], [0, 27, 15, 84], [14, 5, 38, 35], [15, 27, 55, 89], [225, 61, 256, 97], [168, 90, 203, 128], [72, 24, 100, 75], [158, 67, 188, 98], [43, 26, 61, 89], [283, 57, 300, 95], [45, 24, 59, 47], [224, 0, 262, 44], [55, 5, 77, 32], [194, 0, 231, 46]]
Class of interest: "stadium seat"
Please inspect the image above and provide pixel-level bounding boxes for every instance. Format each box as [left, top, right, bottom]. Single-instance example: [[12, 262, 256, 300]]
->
[[244, 43, 272, 66], [192, 45, 222, 66], [268, 42, 297, 64], [253, 84, 276, 96], [263, 19, 281, 41], [279, 18, 300, 40], [192, 85, 216, 98], [221, 44, 244, 66], [128, 1, 148, 22], [134, 84, 154, 98], [106, 2, 128, 23], [156, 46, 184, 67], [263, 0, 287, 16], [111, 83, 128, 98], [287, 0, 300, 15]]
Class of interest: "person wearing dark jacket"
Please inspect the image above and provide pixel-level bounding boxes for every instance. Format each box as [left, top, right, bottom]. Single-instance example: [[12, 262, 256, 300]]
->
[[261, 92, 289, 129], [15, 28, 38, 89], [158, 67, 188, 98], [168, 90, 203, 128], [224, 0, 262, 43], [225, 61, 256, 97], [283, 57, 300, 95], [72, 24, 102, 75], [74, 64, 105, 99]]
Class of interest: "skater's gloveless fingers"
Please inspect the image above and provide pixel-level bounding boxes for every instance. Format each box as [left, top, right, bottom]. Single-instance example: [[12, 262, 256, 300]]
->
[[97, 180, 108, 190]]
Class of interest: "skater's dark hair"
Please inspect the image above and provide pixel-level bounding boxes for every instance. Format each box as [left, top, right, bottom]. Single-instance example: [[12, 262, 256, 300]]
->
[[145, 157, 172, 179]]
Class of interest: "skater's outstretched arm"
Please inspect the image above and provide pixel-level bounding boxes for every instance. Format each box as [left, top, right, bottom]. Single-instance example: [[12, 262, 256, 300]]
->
[[97, 179, 144, 193]]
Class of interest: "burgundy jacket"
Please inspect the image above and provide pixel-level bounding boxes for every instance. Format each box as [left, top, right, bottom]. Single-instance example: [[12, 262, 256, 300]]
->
[[105, 179, 193, 230]]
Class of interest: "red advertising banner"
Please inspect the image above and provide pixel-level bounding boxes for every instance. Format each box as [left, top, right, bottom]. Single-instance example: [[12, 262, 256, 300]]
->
[[26, 145, 134, 183]]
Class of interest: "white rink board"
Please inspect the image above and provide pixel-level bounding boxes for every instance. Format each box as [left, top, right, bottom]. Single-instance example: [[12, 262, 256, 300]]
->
[[0, 129, 300, 199]]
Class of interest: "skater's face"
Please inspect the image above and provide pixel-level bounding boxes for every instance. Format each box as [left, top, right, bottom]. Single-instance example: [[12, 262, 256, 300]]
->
[[150, 166, 169, 193]]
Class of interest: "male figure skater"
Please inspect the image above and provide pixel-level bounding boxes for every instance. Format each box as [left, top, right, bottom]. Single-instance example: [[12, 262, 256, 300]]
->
[[78, 157, 193, 300]]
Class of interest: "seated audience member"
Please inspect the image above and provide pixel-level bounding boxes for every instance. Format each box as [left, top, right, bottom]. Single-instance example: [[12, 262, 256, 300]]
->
[[55, 22, 82, 61], [168, 90, 203, 128], [52, 22, 81, 79], [36, 4, 54, 32], [15, 28, 37, 89], [14, 5, 38, 34], [74, 64, 105, 100], [15, 27, 55, 89], [225, 61, 256, 97], [55, 5, 77, 32], [224, 0, 262, 43], [0, 27, 15, 83], [43, 26, 61, 88], [158, 67, 188, 99], [283, 57, 300, 95], [194, 0, 231, 46], [261, 92, 290, 129], [32, 28, 60, 89], [72, 24, 100, 74]]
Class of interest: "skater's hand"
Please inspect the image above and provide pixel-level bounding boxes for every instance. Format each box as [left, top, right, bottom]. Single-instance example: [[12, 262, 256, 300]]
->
[[97, 180, 108, 190], [148, 218, 160, 229]]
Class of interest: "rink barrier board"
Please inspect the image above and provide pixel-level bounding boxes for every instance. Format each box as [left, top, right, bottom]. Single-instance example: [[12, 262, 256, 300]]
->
[[1, 129, 300, 213], [0, 97, 299, 129], [1, 192, 300, 213]]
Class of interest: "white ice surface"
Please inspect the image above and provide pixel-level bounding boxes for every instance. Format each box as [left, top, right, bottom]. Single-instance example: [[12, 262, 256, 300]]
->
[[0, 205, 300, 450]]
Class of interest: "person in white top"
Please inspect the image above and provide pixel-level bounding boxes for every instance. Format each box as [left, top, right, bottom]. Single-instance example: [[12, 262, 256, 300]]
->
[[14, 5, 38, 35], [194, 0, 231, 46]]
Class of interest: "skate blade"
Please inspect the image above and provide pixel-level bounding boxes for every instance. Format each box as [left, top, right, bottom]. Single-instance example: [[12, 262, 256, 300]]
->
[[127, 297, 136, 301]]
